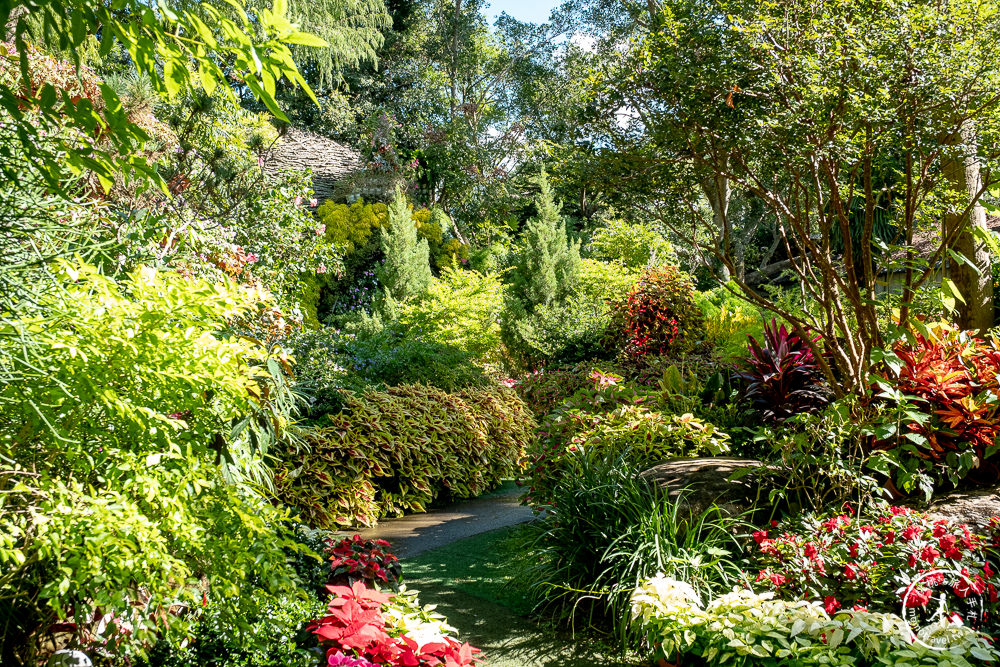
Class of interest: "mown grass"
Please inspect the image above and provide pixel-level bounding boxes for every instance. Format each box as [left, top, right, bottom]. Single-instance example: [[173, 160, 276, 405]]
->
[[401, 525, 643, 667]]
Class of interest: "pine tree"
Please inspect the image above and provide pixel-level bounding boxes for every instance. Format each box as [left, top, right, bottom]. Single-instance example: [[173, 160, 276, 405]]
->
[[378, 189, 432, 302], [512, 171, 581, 312]]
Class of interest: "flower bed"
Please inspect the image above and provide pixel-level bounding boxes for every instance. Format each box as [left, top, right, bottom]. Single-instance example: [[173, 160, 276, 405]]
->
[[749, 504, 999, 627], [631, 574, 999, 666]]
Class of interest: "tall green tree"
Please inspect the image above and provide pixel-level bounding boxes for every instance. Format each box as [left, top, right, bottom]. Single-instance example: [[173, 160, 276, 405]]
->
[[378, 189, 433, 301], [581, 0, 1000, 395], [510, 171, 581, 310], [501, 171, 586, 365]]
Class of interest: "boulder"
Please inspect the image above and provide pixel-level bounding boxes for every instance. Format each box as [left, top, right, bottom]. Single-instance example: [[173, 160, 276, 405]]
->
[[639, 457, 775, 519], [927, 486, 1000, 530]]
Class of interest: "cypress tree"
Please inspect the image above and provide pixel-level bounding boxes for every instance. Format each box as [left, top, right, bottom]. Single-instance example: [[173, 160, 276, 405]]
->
[[512, 171, 581, 312], [378, 189, 432, 302]]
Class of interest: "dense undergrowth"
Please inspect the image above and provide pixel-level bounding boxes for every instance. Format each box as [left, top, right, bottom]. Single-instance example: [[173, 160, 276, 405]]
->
[[5, 1, 1000, 666]]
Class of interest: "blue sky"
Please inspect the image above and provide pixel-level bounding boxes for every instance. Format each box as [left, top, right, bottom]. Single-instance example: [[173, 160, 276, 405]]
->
[[484, 0, 562, 25]]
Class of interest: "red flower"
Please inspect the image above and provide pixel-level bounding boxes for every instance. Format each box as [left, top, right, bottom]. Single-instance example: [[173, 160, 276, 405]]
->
[[903, 586, 932, 608], [919, 545, 940, 563], [824, 596, 841, 614], [804, 542, 819, 560]]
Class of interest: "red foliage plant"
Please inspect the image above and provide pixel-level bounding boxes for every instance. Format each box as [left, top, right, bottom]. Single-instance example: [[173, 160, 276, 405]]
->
[[876, 322, 1000, 487], [326, 535, 402, 588], [607, 265, 705, 360], [736, 319, 831, 423], [309, 581, 482, 667]]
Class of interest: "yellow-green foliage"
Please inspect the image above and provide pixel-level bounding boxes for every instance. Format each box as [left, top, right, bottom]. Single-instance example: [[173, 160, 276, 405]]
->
[[0, 263, 303, 653], [578, 258, 640, 304], [275, 384, 536, 528], [412, 207, 443, 245], [695, 285, 764, 357], [316, 198, 389, 253], [398, 266, 504, 363], [436, 238, 470, 267], [316, 199, 469, 267]]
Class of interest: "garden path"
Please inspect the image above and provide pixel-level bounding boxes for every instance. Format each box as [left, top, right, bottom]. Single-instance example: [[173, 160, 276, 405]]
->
[[344, 482, 534, 557], [345, 484, 639, 666]]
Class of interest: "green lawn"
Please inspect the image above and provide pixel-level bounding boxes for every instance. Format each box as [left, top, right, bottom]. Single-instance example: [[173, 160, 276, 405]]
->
[[401, 526, 644, 667]]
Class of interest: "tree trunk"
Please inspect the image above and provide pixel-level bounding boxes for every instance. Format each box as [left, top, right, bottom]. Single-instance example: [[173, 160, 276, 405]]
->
[[944, 121, 993, 332], [449, 0, 462, 119], [701, 173, 738, 281]]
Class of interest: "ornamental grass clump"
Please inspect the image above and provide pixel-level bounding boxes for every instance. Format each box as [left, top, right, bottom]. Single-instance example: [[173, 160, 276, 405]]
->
[[524, 452, 748, 646]]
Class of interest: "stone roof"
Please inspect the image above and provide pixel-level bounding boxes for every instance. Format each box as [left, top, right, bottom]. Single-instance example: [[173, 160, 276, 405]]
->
[[261, 127, 364, 204]]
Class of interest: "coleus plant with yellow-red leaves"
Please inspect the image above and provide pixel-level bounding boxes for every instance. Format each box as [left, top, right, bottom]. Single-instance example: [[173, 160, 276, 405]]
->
[[873, 322, 1000, 493]]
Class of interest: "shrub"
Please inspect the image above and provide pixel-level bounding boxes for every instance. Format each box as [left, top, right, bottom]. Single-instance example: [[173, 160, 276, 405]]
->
[[275, 384, 535, 528], [606, 264, 705, 359], [309, 581, 482, 666], [139, 588, 323, 667], [499, 259, 634, 369], [873, 322, 1000, 493], [747, 401, 886, 513], [288, 326, 489, 413], [500, 171, 584, 367], [524, 452, 748, 644], [631, 575, 1000, 666], [750, 504, 1000, 632], [378, 190, 432, 303], [316, 199, 390, 254], [0, 264, 305, 662], [736, 319, 832, 423], [514, 364, 595, 416], [501, 296, 612, 367], [586, 217, 674, 269], [325, 535, 402, 590], [397, 266, 504, 364], [525, 374, 731, 508]]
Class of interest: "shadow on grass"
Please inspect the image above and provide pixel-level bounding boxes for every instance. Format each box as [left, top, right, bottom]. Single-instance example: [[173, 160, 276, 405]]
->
[[401, 525, 643, 667]]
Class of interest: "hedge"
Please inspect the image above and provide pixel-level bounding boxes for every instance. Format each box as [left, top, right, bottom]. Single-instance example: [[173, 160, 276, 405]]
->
[[276, 384, 536, 528]]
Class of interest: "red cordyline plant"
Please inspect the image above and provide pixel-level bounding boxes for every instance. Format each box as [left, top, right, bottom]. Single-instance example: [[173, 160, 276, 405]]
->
[[607, 265, 705, 359], [751, 504, 1000, 631], [736, 319, 832, 423], [310, 581, 482, 667], [874, 322, 1000, 488], [326, 535, 402, 589]]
